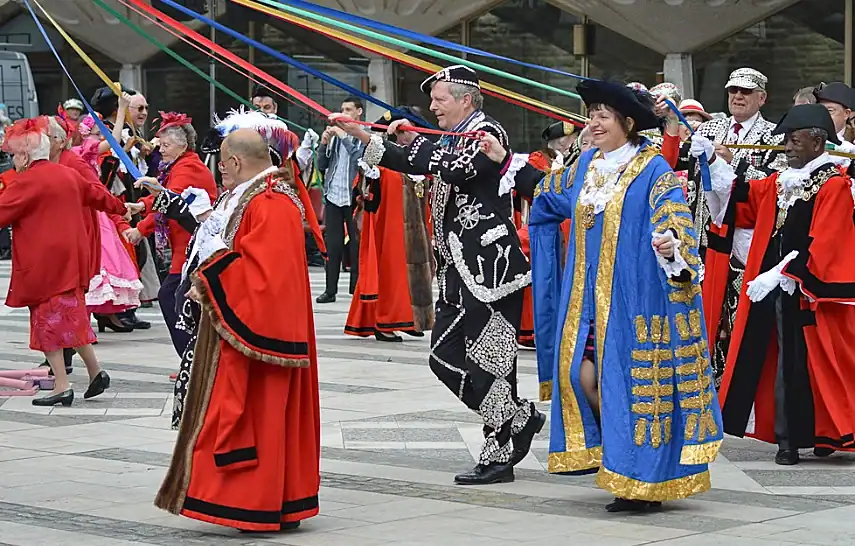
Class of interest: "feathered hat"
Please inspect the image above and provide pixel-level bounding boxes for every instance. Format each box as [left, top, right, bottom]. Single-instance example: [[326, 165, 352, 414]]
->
[[212, 107, 325, 258], [2, 116, 49, 155], [211, 107, 298, 166]]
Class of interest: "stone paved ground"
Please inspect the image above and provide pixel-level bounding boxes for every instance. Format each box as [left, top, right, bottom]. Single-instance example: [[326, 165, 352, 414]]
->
[[1, 263, 854, 545]]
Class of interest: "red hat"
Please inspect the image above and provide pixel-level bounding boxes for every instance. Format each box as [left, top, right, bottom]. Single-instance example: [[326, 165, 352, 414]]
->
[[155, 111, 193, 136], [2, 116, 49, 155]]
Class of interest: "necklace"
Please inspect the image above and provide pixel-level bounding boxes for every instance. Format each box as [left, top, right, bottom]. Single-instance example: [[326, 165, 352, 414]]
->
[[578, 154, 631, 229]]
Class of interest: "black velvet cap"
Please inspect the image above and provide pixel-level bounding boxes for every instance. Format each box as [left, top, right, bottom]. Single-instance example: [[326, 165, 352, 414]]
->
[[772, 103, 841, 145]]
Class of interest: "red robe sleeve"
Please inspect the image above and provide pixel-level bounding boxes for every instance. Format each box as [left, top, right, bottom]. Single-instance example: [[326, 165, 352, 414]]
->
[[72, 170, 126, 215], [782, 176, 855, 302], [193, 189, 312, 467], [0, 175, 32, 227], [660, 132, 680, 169]]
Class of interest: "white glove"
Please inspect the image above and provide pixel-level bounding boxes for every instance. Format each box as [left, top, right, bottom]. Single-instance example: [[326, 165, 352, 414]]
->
[[302, 128, 319, 148], [180, 187, 213, 219], [830, 140, 855, 166], [689, 134, 715, 160], [652, 230, 688, 277], [745, 250, 799, 302]]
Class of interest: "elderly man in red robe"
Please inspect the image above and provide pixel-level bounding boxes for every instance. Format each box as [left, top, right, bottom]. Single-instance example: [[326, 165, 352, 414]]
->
[[0, 117, 128, 406], [155, 128, 320, 532], [692, 104, 855, 465]]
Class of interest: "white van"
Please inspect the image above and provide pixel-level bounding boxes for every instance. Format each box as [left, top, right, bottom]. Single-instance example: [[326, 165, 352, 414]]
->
[[0, 51, 37, 121]]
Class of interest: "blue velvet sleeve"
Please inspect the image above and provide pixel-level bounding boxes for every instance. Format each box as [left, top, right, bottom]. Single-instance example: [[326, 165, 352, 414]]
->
[[529, 167, 576, 400]]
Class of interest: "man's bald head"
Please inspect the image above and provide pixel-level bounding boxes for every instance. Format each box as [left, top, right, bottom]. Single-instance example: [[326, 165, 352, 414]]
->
[[220, 128, 273, 189]]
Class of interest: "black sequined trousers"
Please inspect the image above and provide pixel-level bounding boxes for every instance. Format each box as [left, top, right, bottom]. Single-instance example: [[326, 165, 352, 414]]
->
[[713, 259, 745, 388], [428, 270, 532, 465]]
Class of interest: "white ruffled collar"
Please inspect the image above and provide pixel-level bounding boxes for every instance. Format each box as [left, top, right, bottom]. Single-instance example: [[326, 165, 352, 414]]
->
[[591, 141, 640, 173], [778, 152, 832, 193]]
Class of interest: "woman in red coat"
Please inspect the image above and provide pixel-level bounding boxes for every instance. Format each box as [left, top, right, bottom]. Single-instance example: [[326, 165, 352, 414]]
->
[[125, 113, 217, 357], [0, 117, 128, 406]]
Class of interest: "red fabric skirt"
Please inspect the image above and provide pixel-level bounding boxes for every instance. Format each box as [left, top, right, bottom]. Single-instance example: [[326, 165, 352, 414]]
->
[[29, 289, 96, 352]]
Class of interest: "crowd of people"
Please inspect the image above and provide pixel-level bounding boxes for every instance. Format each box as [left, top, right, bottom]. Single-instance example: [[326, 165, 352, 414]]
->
[[0, 60, 853, 532]]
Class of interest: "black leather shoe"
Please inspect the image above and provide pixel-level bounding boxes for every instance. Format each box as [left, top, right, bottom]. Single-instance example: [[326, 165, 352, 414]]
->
[[281, 521, 300, 530], [814, 447, 835, 458], [605, 498, 662, 513], [83, 371, 111, 399], [119, 310, 151, 330], [775, 449, 799, 465], [404, 331, 425, 338], [454, 463, 514, 485], [39, 349, 75, 376], [374, 331, 402, 343], [32, 389, 74, 407], [316, 292, 336, 304], [510, 406, 546, 466]]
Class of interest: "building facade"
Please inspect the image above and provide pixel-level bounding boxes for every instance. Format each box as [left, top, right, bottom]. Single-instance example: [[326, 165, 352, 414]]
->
[[0, 0, 851, 151]]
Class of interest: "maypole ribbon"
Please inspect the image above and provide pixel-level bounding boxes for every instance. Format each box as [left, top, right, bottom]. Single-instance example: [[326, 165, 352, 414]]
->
[[246, 0, 583, 102], [272, 0, 590, 82], [22, 0, 146, 183], [151, 0, 435, 131], [100, 0, 309, 132], [233, 0, 586, 125], [664, 98, 711, 192], [123, 0, 490, 138]]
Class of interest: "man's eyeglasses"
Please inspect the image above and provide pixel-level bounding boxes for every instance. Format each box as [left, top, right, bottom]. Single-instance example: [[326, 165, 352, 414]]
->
[[217, 154, 236, 171], [727, 87, 756, 96]]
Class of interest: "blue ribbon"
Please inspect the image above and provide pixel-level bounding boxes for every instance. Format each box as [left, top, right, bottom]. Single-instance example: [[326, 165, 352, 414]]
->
[[159, 0, 435, 130], [663, 98, 711, 192], [274, 0, 590, 82], [22, 0, 144, 181]]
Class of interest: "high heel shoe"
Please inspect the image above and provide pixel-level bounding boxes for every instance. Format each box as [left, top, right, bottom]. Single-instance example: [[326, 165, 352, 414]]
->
[[32, 389, 74, 407], [84, 371, 111, 399], [95, 315, 133, 333]]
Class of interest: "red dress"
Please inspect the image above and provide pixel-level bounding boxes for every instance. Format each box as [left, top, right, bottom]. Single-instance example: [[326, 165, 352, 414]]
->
[[0, 161, 125, 351], [137, 151, 217, 275], [155, 174, 320, 531]]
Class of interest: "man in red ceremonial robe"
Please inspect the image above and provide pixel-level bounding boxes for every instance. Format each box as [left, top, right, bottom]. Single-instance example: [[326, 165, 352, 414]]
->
[[345, 108, 434, 342], [155, 129, 320, 532], [0, 117, 127, 406], [692, 104, 855, 465]]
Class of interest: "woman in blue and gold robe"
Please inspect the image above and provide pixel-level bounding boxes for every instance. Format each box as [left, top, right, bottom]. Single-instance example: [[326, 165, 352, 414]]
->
[[494, 80, 723, 512]]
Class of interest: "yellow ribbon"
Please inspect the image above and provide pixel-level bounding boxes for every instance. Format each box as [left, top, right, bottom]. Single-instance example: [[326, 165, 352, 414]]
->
[[233, 0, 588, 124]]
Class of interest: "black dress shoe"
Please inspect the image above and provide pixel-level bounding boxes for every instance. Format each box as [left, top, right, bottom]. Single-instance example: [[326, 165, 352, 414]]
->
[[32, 389, 74, 407], [96, 315, 133, 333], [39, 348, 75, 376], [605, 498, 662, 513], [316, 292, 336, 304], [814, 447, 835, 457], [119, 310, 151, 330], [83, 371, 111, 399], [374, 331, 402, 343], [775, 449, 799, 465], [510, 406, 546, 466], [404, 331, 425, 338], [281, 521, 300, 530], [454, 463, 514, 485]]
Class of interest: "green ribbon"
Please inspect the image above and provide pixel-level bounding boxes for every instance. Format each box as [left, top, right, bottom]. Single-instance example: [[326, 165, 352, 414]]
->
[[92, 0, 308, 132], [253, 0, 582, 101]]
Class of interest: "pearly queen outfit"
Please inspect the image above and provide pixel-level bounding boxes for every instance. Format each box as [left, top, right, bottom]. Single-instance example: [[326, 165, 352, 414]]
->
[[360, 108, 536, 466]]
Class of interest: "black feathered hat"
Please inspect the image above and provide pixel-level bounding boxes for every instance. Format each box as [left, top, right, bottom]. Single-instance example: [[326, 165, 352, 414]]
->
[[576, 79, 660, 132], [772, 103, 841, 145], [542, 121, 576, 142]]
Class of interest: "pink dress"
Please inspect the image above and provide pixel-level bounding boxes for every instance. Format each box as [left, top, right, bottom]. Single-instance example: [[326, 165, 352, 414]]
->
[[73, 139, 143, 313]]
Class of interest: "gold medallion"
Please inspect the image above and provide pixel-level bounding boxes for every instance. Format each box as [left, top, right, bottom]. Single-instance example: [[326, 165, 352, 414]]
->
[[580, 204, 595, 230]]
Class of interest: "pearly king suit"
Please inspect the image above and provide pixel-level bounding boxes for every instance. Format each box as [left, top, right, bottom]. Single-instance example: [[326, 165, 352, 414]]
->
[[362, 108, 535, 466]]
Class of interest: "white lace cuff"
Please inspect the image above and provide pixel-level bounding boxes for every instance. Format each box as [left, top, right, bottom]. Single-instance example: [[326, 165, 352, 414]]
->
[[358, 159, 380, 179], [780, 276, 797, 296], [653, 232, 689, 277], [499, 153, 529, 197], [198, 233, 228, 264], [363, 134, 385, 168]]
